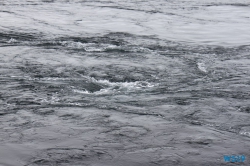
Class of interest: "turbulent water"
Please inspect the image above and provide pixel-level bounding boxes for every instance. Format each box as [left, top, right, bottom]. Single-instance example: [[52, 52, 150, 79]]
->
[[0, 0, 250, 166]]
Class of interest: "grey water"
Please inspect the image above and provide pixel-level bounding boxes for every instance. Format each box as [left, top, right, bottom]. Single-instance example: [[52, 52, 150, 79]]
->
[[0, 0, 250, 165]]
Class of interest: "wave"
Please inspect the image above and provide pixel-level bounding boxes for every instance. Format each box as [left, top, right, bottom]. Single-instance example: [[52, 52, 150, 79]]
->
[[197, 62, 207, 73], [13, 74, 157, 95], [72, 76, 157, 95]]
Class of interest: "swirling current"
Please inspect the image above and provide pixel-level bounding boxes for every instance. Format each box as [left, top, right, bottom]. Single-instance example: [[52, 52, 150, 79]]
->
[[0, 0, 250, 166]]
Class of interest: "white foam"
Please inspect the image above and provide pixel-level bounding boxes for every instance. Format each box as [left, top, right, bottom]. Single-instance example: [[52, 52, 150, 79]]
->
[[239, 131, 250, 137], [94, 88, 114, 95], [197, 62, 207, 73], [72, 89, 91, 94], [59, 41, 118, 52], [92, 78, 156, 90], [72, 77, 157, 95], [7, 38, 17, 43]]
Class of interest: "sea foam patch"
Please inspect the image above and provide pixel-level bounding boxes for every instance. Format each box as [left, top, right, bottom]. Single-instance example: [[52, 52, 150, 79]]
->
[[72, 76, 157, 95], [197, 62, 207, 73]]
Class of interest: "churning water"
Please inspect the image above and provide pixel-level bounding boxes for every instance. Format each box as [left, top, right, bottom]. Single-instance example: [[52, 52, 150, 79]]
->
[[0, 0, 250, 165]]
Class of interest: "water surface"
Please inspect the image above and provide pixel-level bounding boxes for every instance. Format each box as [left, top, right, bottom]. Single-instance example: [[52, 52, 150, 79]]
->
[[0, 0, 250, 165]]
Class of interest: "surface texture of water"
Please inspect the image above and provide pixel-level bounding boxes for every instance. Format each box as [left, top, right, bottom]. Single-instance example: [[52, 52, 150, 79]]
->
[[0, 0, 250, 165]]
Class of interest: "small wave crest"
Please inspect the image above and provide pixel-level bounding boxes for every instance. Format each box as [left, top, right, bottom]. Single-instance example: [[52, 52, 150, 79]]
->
[[7, 38, 17, 43], [58, 41, 151, 53], [30, 39, 152, 53], [60, 41, 117, 52], [197, 62, 207, 73], [73, 76, 157, 95]]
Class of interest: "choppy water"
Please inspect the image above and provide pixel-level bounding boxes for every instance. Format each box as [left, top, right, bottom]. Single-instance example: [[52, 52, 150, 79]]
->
[[0, 0, 250, 166]]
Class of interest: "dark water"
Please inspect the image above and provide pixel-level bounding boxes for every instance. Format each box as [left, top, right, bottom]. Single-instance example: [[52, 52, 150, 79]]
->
[[0, 0, 250, 165]]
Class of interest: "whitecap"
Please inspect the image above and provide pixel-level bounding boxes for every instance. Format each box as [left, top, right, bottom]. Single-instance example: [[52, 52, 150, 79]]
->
[[197, 62, 207, 73], [239, 131, 250, 137], [72, 89, 91, 94], [91, 77, 156, 90], [59, 41, 118, 52], [7, 38, 17, 43], [72, 76, 157, 95]]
